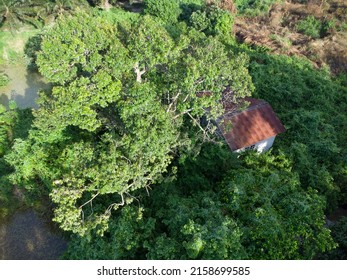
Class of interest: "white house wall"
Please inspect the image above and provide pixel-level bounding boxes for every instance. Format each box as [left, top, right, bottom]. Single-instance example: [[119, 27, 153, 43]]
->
[[235, 136, 276, 153], [255, 136, 275, 153]]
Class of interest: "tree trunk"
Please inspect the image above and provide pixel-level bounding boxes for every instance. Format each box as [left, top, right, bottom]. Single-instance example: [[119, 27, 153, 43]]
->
[[134, 62, 146, 83]]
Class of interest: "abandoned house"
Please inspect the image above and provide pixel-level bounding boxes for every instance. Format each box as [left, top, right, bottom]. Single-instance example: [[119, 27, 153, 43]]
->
[[218, 97, 286, 153]]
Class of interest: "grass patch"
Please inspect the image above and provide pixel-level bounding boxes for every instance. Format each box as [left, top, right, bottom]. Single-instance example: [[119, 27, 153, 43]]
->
[[269, 34, 292, 50], [0, 29, 39, 65]]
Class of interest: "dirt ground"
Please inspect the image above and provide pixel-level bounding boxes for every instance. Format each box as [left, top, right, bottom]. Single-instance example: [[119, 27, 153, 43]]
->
[[234, 0, 347, 74]]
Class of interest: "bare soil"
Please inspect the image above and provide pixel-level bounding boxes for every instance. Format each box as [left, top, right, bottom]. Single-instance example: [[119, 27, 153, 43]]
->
[[234, 0, 347, 73]]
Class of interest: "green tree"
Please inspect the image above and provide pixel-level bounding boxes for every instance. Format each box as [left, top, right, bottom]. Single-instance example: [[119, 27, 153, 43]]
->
[[144, 187, 246, 259], [64, 148, 335, 260], [65, 186, 247, 260], [189, 5, 234, 38], [6, 12, 253, 235], [36, 13, 130, 84], [220, 152, 336, 259]]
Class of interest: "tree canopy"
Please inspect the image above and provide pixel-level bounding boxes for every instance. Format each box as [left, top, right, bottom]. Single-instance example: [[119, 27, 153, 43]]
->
[[65, 148, 335, 259], [5, 11, 253, 235]]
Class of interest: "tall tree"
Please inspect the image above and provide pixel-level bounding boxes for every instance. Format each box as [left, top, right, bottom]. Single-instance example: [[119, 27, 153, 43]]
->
[[6, 12, 253, 235]]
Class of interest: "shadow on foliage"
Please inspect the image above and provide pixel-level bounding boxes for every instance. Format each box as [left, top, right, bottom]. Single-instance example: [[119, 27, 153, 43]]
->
[[24, 33, 43, 72]]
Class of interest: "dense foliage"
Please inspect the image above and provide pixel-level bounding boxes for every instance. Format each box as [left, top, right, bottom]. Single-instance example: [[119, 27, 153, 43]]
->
[[65, 148, 335, 259], [234, 0, 280, 16], [0, 0, 346, 260], [324, 217, 347, 259], [4, 10, 252, 235], [247, 50, 347, 211], [0, 101, 17, 156]]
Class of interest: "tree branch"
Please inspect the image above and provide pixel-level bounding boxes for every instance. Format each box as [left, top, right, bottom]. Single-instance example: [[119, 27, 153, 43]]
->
[[105, 192, 125, 215], [187, 112, 213, 141], [134, 62, 146, 83], [166, 91, 181, 113], [173, 108, 193, 119], [79, 192, 100, 209]]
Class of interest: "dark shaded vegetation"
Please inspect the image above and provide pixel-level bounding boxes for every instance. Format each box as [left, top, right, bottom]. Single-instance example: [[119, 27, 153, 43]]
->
[[247, 51, 347, 212], [0, 104, 33, 216], [324, 216, 347, 259]]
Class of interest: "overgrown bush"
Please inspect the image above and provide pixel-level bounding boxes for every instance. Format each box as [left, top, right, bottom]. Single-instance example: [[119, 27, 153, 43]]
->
[[247, 51, 347, 211], [190, 10, 210, 31], [144, 0, 181, 24], [0, 101, 17, 156], [0, 73, 9, 87], [189, 5, 234, 38], [296, 15, 335, 38], [235, 0, 280, 16], [209, 5, 234, 36]]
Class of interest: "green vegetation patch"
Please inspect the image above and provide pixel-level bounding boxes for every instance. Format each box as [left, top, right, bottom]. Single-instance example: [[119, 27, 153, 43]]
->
[[248, 51, 347, 211], [235, 0, 281, 16], [0, 105, 34, 221], [296, 15, 337, 39], [0, 72, 10, 87], [1, 1, 346, 260], [0, 29, 39, 65]]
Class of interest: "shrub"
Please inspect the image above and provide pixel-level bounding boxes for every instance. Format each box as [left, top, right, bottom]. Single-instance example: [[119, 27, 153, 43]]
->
[[296, 16, 336, 38], [320, 19, 336, 37], [144, 0, 181, 24], [209, 5, 234, 36], [190, 10, 211, 31], [189, 5, 234, 37], [235, 0, 280, 16], [0, 73, 9, 87], [296, 15, 322, 39]]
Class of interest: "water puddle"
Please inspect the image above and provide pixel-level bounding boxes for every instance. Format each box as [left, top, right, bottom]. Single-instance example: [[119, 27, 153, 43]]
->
[[0, 64, 50, 109], [0, 209, 67, 260]]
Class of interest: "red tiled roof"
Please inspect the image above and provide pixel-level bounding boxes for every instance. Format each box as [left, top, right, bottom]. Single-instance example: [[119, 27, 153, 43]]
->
[[220, 98, 286, 151]]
